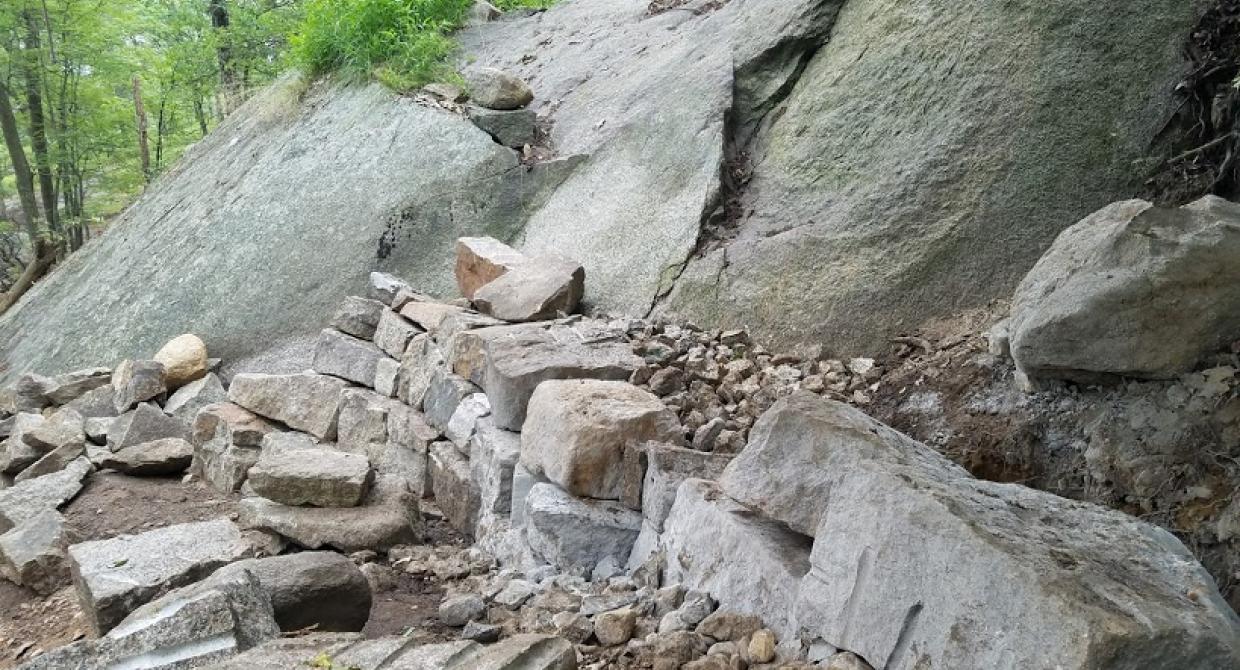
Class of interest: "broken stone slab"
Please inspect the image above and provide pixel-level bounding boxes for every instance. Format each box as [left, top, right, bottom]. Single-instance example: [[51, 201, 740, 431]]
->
[[238, 475, 418, 551], [466, 634, 576, 670], [154, 334, 210, 389], [1, 413, 46, 475], [455, 236, 529, 299], [400, 301, 473, 334], [624, 441, 732, 528], [84, 417, 113, 445], [431, 441, 480, 535], [662, 479, 812, 645], [43, 367, 112, 405], [332, 296, 386, 340], [111, 359, 168, 413], [202, 633, 573, 670], [381, 403, 437, 497], [228, 372, 348, 440], [368, 271, 412, 306], [337, 388, 395, 453], [468, 105, 537, 148], [521, 380, 682, 501], [397, 333, 445, 409], [471, 419, 521, 522], [0, 509, 76, 595], [68, 518, 249, 635], [446, 322, 555, 387], [164, 372, 228, 425], [100, 437, 194, 476], [210, 551, 372, 632], [446, 393, 491, 449], [24, 406, 84, 452], [15, 434, 87, 483], [247, 447, 373, 507], [484, 328, 643, 431], [0, 457, 92, 533], [524, 482, 641, 572], [64, 384, 119, 418], [473, 258, 585, 323], [425, 369, 482, 432], [192, 633, 363, 670], [375, 307, 421, 358], [260, 431, 326, 454], [192, 402, 280, 493], [108, 402, 188, 452], [463, 67, 534, 110], [375, 356, 401, 397], [313, 328, 386, 387], [22, 567, 279, 670], [1011, 196, 1240, 383]]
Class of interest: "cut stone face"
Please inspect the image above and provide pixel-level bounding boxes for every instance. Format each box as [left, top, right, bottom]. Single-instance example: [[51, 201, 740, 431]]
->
[[523, 482, 641, 572], [228, 372, 348, 440], [99, 437, 194, 476], [238, 475, 418, 552], [0, 509, 76, 595], [473, 257, 585, 323], [164, 372, 228, 425], [430, 441, 479, 535], [191, 402, 280, 493], [247, 448, 373, 508], [331, 296, 385, 340], [312, 328, 386, 387], [0, 457, 92, 533], [455, 236, 528, 299], [111, 359, 167, 413]]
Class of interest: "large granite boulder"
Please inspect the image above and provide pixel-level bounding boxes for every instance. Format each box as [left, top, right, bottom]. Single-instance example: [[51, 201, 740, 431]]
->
[[1010, 196, 1240, 384], [153, 333, 209, 389]]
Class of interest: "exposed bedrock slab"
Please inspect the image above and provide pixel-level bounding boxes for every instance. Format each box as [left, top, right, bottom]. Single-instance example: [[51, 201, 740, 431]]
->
[[238, 475, 418, 551], [228, 372, 347, 440], [521, 380, 682, 500], [524, 482, 640, 572], [67, 518, 248, 635]]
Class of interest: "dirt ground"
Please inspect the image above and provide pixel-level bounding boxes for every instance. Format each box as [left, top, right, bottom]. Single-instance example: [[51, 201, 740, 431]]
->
[[0, 474, 464, 668]]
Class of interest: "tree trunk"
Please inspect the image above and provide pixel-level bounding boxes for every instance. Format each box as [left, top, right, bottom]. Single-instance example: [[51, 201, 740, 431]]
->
[[22, 10, 59, 237], [208, 0, 239, 117], [194, 98, 209, 137], [0, 83, 52, 315], [132, 76, 152, 183]]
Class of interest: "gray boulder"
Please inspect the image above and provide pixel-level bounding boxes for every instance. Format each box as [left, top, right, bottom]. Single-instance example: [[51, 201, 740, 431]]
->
[[238, 475, 418, 551], [332, 296, 385, 340], [191, 402, 280, 492], [16, 434, 87, 482], [626, 441, 732, 528], [431, 441, 480, 535], [211, 551, 372, 632], [228, 372, 348, 440], [470, 419, 521, 522], [524, 482, 641, 572], [374, 307, 420, 358], [464, 66, 534, 110], [247, 448, 373, 507], [440, 592, 487, 627], [1, 413, 46, 475], [1010, 196, 1240, 383], [473, 258, 585, 323], [397, 333, 445, 409], [0, 457, 92, 533], [0, 509, 76, 594], [43, 367, 112, 405], [521, 380, 681, 500], [9, 373, 51, 412], [164, 372, 228, 424], [108, 402, 188, 451], [483, 327, 642, 431], [368, 271, 412, 305], [111, 359, 167, 413], [468, 105, 536, 148], [22, 407, 85, 453], [424, 369, 482, 431], [99, 437, 194, 476], [63, 384, 119, 418], [313, 328, 386, 387], [455, 236, 530, 299], [83, 417, 113, 445], [375, 356, 401, 397], [68, 518, 249, 635]]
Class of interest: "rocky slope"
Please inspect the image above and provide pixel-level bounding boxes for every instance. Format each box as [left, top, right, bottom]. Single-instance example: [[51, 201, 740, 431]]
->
[[0, 0, 1203, 382]]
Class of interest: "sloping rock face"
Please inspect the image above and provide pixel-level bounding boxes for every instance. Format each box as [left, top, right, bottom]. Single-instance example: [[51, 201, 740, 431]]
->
[[0, 0, 1201, 381]]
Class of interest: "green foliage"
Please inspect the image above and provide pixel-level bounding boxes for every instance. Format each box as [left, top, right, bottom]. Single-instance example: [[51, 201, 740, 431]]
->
[[492, 0, 558, 9], [293, 0, 471, 89]]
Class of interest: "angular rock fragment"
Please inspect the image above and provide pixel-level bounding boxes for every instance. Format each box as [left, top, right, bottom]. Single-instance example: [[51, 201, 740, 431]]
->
[[425, 369, 482, 431], [1, 413, 45, 475], [22, 406, 84, 453], [10, 373, 52, 412], [84, 417, 114, 445], [192, 402, 280, 492], [0, 457, 92, 533], [238, 475, 417, 551], [455, 236, 529, 299], [163, 372, 228, 424], [154, 333, 209, 389], [211, 551, 372, 632], [108, 402, 188, 451], [16, 433, 87, 482], [336, 388, 395, 453], [446, 393, 491, 448], [522, 380, 681, 500], [440, 592, 486, 627], [332, 296, 385, 340], [100, 437, 194, 476], [0, 510, 76, 595], [68, 518, 248, 635], [43, 367, 112, 405], [624, 441, 732, 527], [375, 356, 401, 397], [484, 328, 642, 431], [111, 359, 168, 413], [431, 441, 479, 534], [468, 105, 537, 148], [368, 271, 412, 305], [247, 448, 373, 508], [64, 384, 119, 418], [397, 333, 445, 408], [473, 258, 585, 323], [471, 419, 521, 522], [400, 301, 473, 334], [1011, 196, 1240, 383], [374, 307, 420, 358], [228, 372, 348, 440], [524, 483, 641, 571], [313, 328, 386, 386], [464, 67, 534, 110]]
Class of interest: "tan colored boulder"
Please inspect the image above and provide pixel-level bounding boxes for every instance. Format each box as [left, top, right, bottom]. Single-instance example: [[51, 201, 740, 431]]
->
[[455, 237, 528, 299], [154, 334, 209, 389]]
